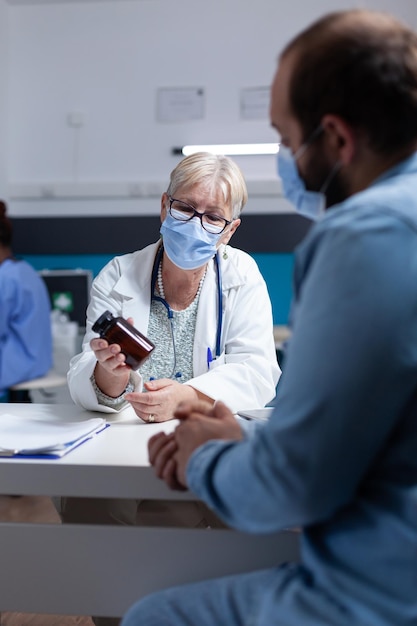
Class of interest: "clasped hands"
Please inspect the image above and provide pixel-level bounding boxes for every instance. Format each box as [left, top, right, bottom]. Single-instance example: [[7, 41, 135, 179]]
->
[[148, 400, 244, 490]]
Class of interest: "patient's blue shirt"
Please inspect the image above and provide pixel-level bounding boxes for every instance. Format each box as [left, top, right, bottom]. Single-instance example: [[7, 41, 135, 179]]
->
[[187, 152, 417, 625]]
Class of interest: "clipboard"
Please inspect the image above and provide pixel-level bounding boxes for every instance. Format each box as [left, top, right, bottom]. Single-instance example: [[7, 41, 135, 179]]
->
[[0, 415, 110, 458]]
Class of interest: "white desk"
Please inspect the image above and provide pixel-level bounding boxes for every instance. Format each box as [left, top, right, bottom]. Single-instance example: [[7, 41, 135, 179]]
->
[[0, 403, 299, 618]]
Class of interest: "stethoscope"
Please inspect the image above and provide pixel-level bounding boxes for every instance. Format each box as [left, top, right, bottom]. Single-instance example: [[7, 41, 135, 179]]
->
[[150, 244, 223, 378]]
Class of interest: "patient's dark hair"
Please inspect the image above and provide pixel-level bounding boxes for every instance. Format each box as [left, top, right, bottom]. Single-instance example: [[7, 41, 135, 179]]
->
[[0, 200, 12, 246], [281, 9, 417, 154]]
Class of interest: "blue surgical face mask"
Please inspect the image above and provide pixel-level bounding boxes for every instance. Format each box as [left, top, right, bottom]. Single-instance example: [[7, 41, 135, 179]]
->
[[160, 213, 222, 270], [277, 143, 325, 220]]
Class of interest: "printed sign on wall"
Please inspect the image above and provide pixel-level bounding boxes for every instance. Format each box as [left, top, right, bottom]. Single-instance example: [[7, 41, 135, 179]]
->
[[157, 87, 205, 123]]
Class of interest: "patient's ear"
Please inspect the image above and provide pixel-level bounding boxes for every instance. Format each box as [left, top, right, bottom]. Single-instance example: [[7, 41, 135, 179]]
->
[[321, 114, 355, 165]]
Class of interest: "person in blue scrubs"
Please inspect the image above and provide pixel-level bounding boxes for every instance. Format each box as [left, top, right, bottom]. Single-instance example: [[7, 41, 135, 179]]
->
[[122, 9, 417, 626], [0, 201, 52, 397]]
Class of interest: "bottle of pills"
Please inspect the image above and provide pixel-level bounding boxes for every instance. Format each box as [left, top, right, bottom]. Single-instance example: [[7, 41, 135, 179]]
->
[[92, 310, 155, 370]]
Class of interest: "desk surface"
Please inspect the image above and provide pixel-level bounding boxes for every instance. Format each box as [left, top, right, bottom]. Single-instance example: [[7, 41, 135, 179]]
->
[[0, 403, 184, 499], [0, 402, 300, 617]]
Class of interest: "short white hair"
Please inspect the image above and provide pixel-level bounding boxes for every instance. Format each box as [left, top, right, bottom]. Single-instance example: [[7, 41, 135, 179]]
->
[[167, 152, 248, 219]]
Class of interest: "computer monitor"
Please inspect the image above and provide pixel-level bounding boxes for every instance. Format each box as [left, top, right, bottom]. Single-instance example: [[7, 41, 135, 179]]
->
[[39, 269, 93, 330]]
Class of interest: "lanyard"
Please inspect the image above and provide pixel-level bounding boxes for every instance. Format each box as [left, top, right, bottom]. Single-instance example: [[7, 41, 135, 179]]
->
[[151, 245, 223, 358]]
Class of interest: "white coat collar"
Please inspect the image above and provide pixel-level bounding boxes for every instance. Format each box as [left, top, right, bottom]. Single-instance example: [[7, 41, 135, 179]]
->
[[112, 240, 246, 298], [216, 244, 246, 291], [112, 242, 161, 298]]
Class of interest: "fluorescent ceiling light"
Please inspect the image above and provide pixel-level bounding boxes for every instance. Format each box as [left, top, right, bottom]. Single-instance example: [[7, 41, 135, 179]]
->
[[173, 143, 279, 156]]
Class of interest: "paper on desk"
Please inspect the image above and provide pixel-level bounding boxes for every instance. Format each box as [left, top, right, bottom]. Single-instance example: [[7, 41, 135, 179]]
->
[[236, 407, 274, 422], [0, 414, 108, 457]]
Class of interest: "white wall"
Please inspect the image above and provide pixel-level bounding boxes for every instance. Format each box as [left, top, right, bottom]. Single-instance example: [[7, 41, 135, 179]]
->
[[5, 0, 417, 216], [0, 0, 8, 196]]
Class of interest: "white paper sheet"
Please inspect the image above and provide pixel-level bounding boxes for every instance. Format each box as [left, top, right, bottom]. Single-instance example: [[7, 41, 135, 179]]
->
[[236, 408, 274, 422]]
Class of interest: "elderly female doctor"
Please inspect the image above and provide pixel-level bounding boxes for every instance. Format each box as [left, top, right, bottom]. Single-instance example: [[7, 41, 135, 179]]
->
[[63, 155, 280, 626], [67, 152, 280, 421]]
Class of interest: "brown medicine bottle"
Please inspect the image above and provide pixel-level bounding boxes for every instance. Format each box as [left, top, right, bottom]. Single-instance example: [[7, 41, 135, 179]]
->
[[92, 310, 155, 370]]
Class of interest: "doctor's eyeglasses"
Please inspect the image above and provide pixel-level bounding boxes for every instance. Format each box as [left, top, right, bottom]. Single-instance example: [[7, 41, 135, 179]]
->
[[168, 196, 232, 235]]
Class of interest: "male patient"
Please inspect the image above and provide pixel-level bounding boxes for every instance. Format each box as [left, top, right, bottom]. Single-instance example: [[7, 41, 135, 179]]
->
[[122, 9, 417, 626]]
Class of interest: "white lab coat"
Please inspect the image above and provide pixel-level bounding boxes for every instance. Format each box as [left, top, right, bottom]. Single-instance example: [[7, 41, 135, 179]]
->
[[67, 241, 280, 414]]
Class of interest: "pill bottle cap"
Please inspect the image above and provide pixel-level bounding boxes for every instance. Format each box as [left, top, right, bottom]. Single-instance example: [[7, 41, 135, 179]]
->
[[92, 310, 115, 335]]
